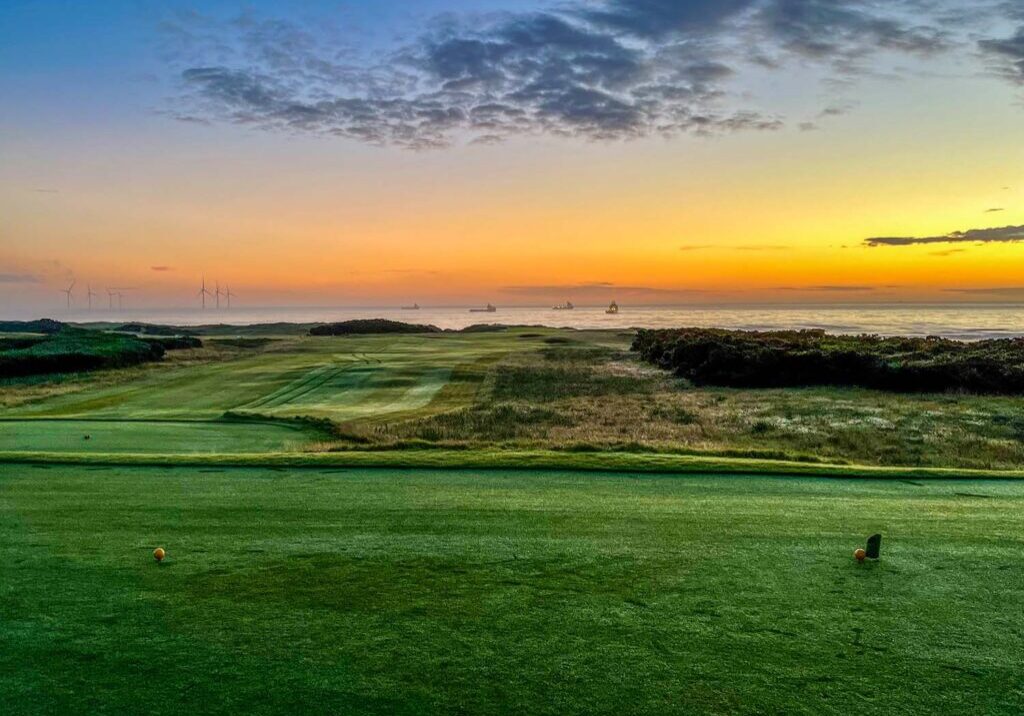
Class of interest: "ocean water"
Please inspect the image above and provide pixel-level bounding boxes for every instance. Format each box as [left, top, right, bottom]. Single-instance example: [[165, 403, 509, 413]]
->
[[49, 303, 1024, 340]]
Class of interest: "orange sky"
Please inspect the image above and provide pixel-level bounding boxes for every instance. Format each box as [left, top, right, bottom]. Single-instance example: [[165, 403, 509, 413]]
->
[[2, 1, 1024, 312]]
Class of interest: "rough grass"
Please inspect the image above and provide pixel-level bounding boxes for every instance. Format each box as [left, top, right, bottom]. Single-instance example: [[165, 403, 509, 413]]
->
[[2, 465, 1022, 714]]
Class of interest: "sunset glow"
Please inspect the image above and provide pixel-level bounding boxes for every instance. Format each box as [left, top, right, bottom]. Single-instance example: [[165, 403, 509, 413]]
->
[[2, 1, 1024, 313]]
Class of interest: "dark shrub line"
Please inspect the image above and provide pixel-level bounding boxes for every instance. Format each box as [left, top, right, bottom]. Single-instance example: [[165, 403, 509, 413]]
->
[[632, 328, 1024, 394]]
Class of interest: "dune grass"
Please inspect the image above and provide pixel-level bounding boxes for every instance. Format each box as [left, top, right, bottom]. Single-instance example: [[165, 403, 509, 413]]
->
[[2, 465, 1022, 714]]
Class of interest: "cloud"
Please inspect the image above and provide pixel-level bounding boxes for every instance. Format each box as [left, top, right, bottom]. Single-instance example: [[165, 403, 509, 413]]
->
[[777, 285, 875, 292], [985, 207, 1004, 212], [501, 282, 706, 298], [0, 273, 41, 284], [864, 224, 1024, 247], [944, 286, 1024, 295], [979, 26, 1024, 85], [150, 265, 174, 272], [930, 248, 966, 256], [162, 0, 996, 148]]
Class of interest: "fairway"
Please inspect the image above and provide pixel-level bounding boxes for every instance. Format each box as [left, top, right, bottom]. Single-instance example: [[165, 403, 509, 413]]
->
[[0, 419, 321, 454], [2, 466, 1021, 714], [5, 333, 524, 424]]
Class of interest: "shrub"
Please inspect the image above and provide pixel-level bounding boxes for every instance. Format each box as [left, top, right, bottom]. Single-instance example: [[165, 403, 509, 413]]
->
[[310, 319, 441, 336], [0, 327, 165, 378], [632, 327, 1024, 394]]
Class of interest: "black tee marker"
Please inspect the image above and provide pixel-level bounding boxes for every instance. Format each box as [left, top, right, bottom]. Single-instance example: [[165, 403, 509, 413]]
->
[[866, 534, 882, 560]]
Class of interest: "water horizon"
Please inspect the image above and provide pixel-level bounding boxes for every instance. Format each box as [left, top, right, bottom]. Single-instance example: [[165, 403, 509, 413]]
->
[[12, 302, 1024, 341]]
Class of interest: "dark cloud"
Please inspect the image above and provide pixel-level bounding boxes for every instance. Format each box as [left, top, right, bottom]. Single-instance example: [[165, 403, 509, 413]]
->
[[0, 273, 41, 284], [985, 207, 1004, 212], [580, 0, 755, 38], [757, 0, 949, 65], [944, 286, 1024, 295], [979, 26, 1024, 84], [864, 225, 1024, 247], [151, 266, 174, 272], [163, 1, 1015, 148], [929, 248, 966, 256]]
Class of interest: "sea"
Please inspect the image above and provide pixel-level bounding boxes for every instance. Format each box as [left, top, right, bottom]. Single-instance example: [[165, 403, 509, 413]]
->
[[46, 303, 1024, 341]]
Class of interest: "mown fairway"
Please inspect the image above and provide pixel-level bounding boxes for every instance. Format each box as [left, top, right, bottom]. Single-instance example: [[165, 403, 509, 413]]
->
[[4, 332, 532, 423], [2, 466, 1021, 715], [0, 418, 322, 454]]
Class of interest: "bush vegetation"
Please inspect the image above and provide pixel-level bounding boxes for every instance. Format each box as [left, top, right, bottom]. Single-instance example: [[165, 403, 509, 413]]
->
[[0, 327, 166, 378], [309, 319, 441, 336], [0, 318, 64, 334], [633, 327, 1024, 394], [115, 322, 198, 336]]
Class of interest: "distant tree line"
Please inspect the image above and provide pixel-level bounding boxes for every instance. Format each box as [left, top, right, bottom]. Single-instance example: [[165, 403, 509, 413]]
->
[[632, 328, 1024, 394]]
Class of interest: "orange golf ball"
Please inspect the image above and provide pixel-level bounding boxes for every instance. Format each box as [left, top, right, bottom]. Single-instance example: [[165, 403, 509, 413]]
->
[[153, 547, 166, 562], [853, 548, 866, 562]]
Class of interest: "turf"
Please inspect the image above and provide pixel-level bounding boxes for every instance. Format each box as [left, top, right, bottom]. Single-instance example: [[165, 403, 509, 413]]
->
[[0, 418, 321, 454], [1, 466, 1021, 714], [4, 333, 527, 423]]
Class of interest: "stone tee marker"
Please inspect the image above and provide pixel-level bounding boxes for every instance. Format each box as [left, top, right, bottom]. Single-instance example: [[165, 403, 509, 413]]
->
[[866, 534, 882, 560]]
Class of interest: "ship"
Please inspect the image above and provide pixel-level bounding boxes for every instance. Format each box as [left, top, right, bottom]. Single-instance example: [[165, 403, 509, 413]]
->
[[606, 300, 619, 315], [401, 303, 420, 310], [470, 303, 497, 313], [552, 301, 575, 310]]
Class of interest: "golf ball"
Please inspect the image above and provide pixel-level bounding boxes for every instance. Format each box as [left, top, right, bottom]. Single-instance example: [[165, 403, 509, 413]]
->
[[153, 547, 166, 562], [854, 548, 866, 562]]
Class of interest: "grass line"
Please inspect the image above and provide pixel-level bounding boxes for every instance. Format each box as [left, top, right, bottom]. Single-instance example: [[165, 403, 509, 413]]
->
[[3, 448, 1024, 479]]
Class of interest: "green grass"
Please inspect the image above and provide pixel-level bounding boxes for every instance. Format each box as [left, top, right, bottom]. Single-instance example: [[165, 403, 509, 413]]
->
[[2, 466, 1022, 714], [0, 418, 323, 454], [3, 332, 530, 423], [6, 327, 1024, 470]]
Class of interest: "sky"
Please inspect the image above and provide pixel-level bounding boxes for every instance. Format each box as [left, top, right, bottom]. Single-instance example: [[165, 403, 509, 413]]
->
[[2, 0, 1024, 314]]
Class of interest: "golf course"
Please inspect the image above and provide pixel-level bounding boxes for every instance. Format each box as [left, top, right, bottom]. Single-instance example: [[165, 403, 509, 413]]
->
[[2, 467, 1022, 714], [2, 323, 1024, 713]]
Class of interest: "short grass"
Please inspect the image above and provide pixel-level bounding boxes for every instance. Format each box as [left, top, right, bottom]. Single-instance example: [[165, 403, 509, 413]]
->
[[2, 332, 533, 423], [2, 466, 1022, 714], [0, 418, 322, 454]]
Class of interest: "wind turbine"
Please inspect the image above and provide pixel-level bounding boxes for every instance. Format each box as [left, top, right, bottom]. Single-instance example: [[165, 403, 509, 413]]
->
[[215, 280, 222, 310], [197, 276, 212, 309], [106, 288, 115, 310], [87, 284, 98, 311], [225, 286, 235, 309], [61, 281, 76, 310], [117, 291, 123, 311]]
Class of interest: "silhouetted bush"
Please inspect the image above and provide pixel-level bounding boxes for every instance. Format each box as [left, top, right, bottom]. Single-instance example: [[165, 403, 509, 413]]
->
[[0, 319, 64, 334], [142, 335, 203, 350], [0, 327, 165, 378], [310, 319, 442, 336], [632, 327, 1024, 394], [116, 322, 198, 336]]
